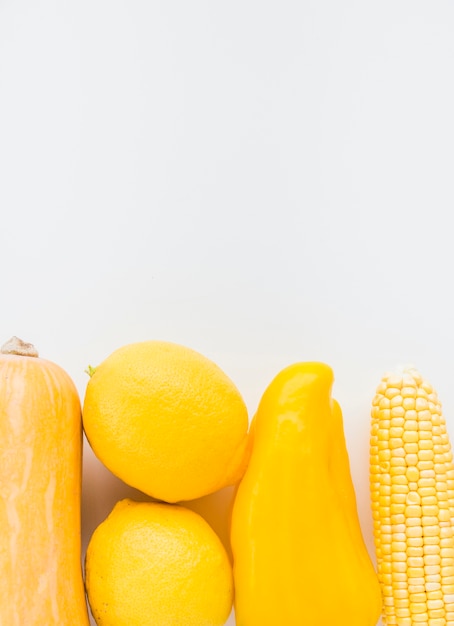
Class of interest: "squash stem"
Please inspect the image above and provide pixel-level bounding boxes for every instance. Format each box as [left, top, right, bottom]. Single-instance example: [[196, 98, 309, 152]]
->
[[1, 336, 39, 357]]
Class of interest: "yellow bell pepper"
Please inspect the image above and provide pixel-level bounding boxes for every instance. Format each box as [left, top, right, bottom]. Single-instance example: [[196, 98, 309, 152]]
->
[[230, 362, 382, 626]]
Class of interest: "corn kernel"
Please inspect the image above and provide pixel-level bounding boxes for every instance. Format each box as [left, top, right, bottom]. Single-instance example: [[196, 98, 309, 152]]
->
[[421, 495, 438, 505], [420, 433, 435, 443], [391, 404, 406, 417], [391, 395, 404, 407], [442, 566, 454, 577], [406, 467, 420, 482], [442, 548, 454, 558], [416, 397, 428, 411], [408, 566, 426, 578], [426, 581, 441, 592], [408, 546, 424, 558], [427, 589, 443, 600], [422, 505, 439, 516], [406, 516, 423, 527], [424, 554, 441, 566], [393, 484, 410, 494], [393, 572, 409, 582], [406, 505, 422, 517], [394, 597, 409, 608], [390, 426, 403, 438], [407, 492, 421, 505], [410, 601, 428, 614], [419, 449, 435, 461], [423, 516, 440, 527], [432, 613, 448, 626], [424, 528, 441, 539], [408, 556, 424, 568], [413, 612, 430, 622], [395, 607, 410, 617], [427, 599, 444, 610], [424, 544, 441, 555], [404, 431, 419, 444], [406, 526, 424, 538], [419, 486, 436, 497], [392, 561, 407, 573], [408, 578, 426, 590]]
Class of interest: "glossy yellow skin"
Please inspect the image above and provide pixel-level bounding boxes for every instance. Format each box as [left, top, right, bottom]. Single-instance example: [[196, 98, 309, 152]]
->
[[230, 362, 382, 626]]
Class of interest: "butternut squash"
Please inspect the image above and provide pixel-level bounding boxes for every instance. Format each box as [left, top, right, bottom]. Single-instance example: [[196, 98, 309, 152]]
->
[[230, 361, 382, 626], [0, 337, 89, 625]]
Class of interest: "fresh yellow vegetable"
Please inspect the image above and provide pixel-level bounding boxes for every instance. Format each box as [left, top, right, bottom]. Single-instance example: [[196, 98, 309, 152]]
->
[[231, 361, 382, 626], [370, 367, 454, 626], [0, 337, 89, 625]]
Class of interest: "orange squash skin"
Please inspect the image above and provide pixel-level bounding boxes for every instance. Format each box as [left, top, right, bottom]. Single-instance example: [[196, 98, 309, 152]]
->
[[0, 349, 90, 625]]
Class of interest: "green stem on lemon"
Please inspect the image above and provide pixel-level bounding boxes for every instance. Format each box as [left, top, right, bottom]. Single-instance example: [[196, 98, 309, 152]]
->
[[85, 365, 97, 377]]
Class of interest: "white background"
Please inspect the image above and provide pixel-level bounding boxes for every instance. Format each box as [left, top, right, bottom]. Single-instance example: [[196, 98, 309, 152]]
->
[[1, 2, 454, 624]]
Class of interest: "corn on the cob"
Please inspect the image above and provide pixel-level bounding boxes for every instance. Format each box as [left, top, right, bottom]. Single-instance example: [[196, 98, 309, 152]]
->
[[370, 367, 454, 626]]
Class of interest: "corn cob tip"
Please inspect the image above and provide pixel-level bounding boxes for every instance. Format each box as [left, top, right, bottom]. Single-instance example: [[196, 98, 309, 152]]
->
[[370, 366, 454, 625]]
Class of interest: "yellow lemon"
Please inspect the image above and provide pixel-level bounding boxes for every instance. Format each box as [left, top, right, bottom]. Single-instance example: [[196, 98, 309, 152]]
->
[[85, 499, 233, 626], [82, 340, 249, 502]]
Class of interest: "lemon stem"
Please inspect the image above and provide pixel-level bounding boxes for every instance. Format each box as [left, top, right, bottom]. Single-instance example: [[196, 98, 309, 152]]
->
[[85, 365, 97, 377]]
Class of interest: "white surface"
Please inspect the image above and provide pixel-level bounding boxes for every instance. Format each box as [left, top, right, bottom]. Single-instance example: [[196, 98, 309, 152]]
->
[[1, 2, 453, 624]]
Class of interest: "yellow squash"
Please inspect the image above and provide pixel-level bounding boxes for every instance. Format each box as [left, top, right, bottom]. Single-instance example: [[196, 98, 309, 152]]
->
[[230, 361, 382, 626], [0, 337, 89, 625]]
